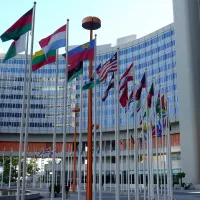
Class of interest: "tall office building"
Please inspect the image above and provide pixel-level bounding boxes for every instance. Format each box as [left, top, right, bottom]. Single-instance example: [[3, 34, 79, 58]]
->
[[0, 23, 181, 183]]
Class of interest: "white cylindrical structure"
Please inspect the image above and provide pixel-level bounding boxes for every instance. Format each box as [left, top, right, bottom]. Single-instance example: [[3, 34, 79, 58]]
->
[[78, 73, 83, 200], [99, 81, 103, 200], [173, 0, 200, 184], [21, 3, 36, 199], [51, 50, 59, 200], [16, 32, 29, 200], [61, 19, 69, 200]]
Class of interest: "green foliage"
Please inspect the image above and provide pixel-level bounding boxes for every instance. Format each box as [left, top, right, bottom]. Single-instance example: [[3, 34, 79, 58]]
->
[[55, 184, 61, 193], [49, 184, 61, 194], [177, 172, 186, 185], [0, 157, 40, 184], [181, 182, 186, 187]]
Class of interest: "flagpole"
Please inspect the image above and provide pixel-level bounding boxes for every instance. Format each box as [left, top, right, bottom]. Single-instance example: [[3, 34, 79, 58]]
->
[[16, 31, 29, 200], [160, 87, 166, 200], [115, 47, 120, 200], [9, 149, 13, 188], [150, 111, 155, 200], [62, 19, 69, 200], [120, 146, 123, 192], [67, 146, 70, 185], [84, 150, 86, 191], [21, 2, 36, 199], [92, 34, 97, 199], [126, 103, 130, 200], [167, 99, 173, 200], [103, 142, 106, 192], [110, 141, 112, 192], [51, 49, 59, 200], [133, 82, 139, 200], [33, 148, 36, 189], [1, 149, 5, 187], [153, 81, 160, 200], [99, 79, 103, 200], [78, 72, 83, 200], [142, 118, 146, 200]]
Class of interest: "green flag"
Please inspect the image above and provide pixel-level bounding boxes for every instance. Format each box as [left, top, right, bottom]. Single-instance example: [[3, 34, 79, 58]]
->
[[82, 78, 100, 90], [137, 99, 141, 112]]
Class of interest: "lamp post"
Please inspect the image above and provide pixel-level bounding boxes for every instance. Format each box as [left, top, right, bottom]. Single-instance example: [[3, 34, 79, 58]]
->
[[82, 16, 101, 200], [72, 107, 80, 192]]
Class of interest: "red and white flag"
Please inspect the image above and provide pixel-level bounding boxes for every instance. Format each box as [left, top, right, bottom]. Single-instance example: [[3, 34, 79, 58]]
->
[[97, 52, 117, 82], [119, 63, 133, 90]]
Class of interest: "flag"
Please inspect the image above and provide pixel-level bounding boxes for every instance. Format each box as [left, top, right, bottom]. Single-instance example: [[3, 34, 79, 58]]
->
[[135, 72, 146, 101], [97, 52, 117, 82], [39, 150, 43, 156], [157, 120, 162, 136], [63, 40, 95, 70], [120, 86, 128, 108], [3, 33, 26, 62], [120, 139, 125, 150], [143, 123, 147, 132], [82, 72, 100, 90], [138, 138, 142, 148], [130, 112, 134, 118], [125, 90, 134, 112], [137, 98, 141, 112], [147, 83, 154, 108], [130, 135, 134, 149], [0, 8, 33, 42], [32, 50, 56, 71], [161, 95, 167, 117], [68, 61, 83, 82], [156, 92, 160, 114], [144, 132, 147, 143], [152, 120, 162, 136], [102, 73, 114, 101], [39, 25, 66, 55], [143, 112, 146, 118], [119, 63, 133, 90]]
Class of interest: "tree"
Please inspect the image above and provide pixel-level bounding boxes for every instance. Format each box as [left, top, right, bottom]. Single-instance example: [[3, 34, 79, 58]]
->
[[0, 156, 40, 184], [177, 172, 186, 186]]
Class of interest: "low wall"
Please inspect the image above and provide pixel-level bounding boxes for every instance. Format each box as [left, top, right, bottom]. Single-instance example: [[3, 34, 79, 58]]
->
[[0, 190, 40, 200]]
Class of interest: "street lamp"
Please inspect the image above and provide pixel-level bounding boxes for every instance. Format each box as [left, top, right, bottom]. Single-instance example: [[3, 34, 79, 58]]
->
[[82, 16, 101, 200]]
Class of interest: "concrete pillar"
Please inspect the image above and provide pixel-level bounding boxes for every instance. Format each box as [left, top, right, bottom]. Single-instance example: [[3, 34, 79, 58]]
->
[[173, 0, 200, 184]]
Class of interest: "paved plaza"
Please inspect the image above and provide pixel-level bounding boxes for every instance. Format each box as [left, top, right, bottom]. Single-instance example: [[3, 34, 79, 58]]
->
[[34, 189, 200, 200]]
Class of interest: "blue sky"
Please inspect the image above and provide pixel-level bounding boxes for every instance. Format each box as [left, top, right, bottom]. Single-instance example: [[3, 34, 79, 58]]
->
[[0, 0, 173, 53]]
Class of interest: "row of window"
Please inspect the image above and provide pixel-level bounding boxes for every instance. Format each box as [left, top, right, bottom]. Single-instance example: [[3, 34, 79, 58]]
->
[[97, 30, 175, 58], [0, 122, 53, 127], [0, 94, 65, 100], [0, 103, 44, 109], [0, 112, 45, 118]]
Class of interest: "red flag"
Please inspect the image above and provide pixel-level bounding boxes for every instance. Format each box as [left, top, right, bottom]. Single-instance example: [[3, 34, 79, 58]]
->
[[119, 63, 133, 90], [147, 83, 154, 108], [135, 72, 146, 100], [120, 86, 128, 107]]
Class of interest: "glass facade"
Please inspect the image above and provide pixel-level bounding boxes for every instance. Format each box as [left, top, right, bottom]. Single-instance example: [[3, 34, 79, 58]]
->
[[0, 23, 178, 134]]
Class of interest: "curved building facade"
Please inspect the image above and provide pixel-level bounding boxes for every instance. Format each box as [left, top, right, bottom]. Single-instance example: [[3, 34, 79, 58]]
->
[[0, 23, 177, 133], [0, 23, 181, 183]]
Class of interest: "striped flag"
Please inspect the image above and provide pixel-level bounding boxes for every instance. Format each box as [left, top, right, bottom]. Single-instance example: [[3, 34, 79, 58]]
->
[[39, 25, 66, 55], [119, 63, 133, 90], [102, 73, 114, 101], [125, 90, 134, 112], [97, 52, 117, 82]]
